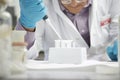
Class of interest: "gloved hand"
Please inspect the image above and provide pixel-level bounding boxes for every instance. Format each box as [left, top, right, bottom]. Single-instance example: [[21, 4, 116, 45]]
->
[[106, 40, 118, 61], [19, 0, 46, 28]]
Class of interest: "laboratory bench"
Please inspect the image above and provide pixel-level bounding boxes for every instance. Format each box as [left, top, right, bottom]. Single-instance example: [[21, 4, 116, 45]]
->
[[8, 60, 119, 80]]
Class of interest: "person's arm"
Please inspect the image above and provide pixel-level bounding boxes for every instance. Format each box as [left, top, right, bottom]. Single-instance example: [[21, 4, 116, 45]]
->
[[109, 0, 120, 39], [15, 20, 45, 59], [15, 0, 46, 49]]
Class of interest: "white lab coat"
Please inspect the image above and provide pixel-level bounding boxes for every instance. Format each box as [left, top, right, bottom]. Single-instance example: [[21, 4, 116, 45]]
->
[[28, 0, 120, 61]]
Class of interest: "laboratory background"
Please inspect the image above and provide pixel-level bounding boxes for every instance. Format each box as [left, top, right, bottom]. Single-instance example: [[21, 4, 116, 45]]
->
[[5, 0, 20, 28], [0, 0, 120, 80]]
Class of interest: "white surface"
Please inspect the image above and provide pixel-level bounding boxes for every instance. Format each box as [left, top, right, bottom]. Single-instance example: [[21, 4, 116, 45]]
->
[[48, 48, 87, 64], [8, 60, 120, 80], [26, 60, 98, 71], [96, 62, 119, 74], [26, 60, 119, 74]]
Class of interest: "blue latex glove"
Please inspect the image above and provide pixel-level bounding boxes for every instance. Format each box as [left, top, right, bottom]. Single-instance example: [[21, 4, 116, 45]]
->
[[19, 0, 46, 28], [106, 40, 118, 61]]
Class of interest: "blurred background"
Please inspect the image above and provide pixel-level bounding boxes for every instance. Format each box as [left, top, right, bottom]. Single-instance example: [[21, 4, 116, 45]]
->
[[6, 0, 19, 29], [2, 0, 45, 60]]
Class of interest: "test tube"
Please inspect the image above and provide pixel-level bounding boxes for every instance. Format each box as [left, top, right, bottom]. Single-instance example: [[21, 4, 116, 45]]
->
[[61, 40, 67, 48], [66, 40, 73, 48], [55, 40, 61, 48]]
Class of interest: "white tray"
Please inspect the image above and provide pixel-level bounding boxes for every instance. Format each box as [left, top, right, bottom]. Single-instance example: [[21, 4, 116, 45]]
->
[[26, 60, 119, 74]]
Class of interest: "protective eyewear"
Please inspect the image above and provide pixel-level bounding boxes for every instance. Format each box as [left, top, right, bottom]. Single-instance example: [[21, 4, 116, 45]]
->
[[61, 0, 85, 4]]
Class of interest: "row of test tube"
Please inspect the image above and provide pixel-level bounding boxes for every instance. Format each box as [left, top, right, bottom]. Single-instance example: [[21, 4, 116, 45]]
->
[[55, 40, 76, 48]]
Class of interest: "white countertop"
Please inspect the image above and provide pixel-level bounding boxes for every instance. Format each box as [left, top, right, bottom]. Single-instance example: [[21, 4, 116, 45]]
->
[[8, 60, 120, 80]]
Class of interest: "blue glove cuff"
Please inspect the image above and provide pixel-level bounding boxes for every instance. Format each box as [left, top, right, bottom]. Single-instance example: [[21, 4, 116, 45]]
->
[[106, 40, 118, 61]]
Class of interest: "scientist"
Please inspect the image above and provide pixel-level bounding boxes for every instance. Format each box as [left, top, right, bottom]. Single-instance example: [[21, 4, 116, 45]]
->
[[16, 0, 120, 61]]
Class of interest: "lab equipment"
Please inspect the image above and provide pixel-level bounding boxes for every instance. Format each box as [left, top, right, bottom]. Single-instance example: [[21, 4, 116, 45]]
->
[[11, 30, 27, 74], [0, 0, 12, 78], [55, 40, 74, 48], [61, 40, 67, 48], [49, 40, 87, 64], [55, 40, 61, 48], [43, 15, 86, 63], [44, 15, 87, 63], [49, 47, 87, 64], [66, 40, 73, 48], [43, 15, 62, 39], [19, 0, 46, 28]]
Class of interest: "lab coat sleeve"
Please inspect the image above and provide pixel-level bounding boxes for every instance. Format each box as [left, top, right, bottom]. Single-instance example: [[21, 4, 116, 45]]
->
[[109, 0, 120, 40], [109, 0, 120, 18], [27, 20, 45, 59]]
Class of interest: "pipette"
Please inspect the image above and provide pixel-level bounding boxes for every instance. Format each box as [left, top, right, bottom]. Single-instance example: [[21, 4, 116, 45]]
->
[[43, 15, 62, 40]]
